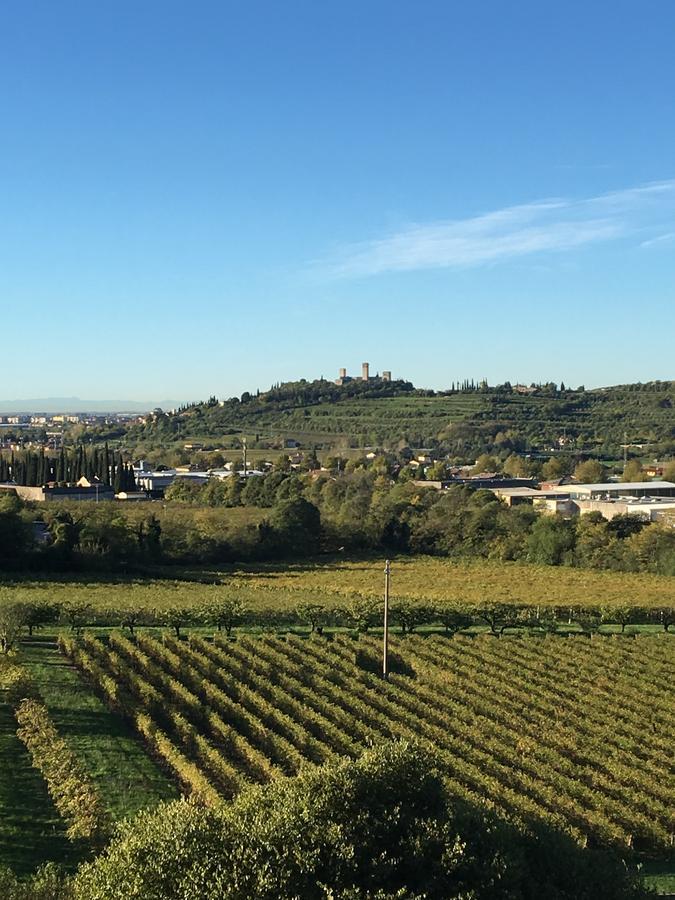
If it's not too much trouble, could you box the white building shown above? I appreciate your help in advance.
[563,481,675,500]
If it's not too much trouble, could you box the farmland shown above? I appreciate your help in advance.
[58,629,675,855]
[1,556,674,891]
[3,555,675,617]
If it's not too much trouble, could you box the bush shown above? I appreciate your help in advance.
[0,863,72,900]
[74,740,646,900]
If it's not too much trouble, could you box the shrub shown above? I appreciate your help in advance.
[73,740,646,900]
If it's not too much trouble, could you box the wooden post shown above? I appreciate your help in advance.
[383,559,391,680]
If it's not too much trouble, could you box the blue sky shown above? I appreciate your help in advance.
[1,1,674,401]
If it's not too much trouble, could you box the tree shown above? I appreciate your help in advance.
[295,602,326,633]
[435,604,472,635]
[13,600,59,637]
[472,602,522,636]
[73,740,646,900]
[471,453,500,475]
[51,511,81,559]
[347,596,381,633]
[391,599,435,634]
[162,606,193,639]
[270,498,321,555]
[541,456,574,481]
[202,595,247,635]
[606,514,645,540]
[120,608,149,635]
[0,493,31,565]
[0,603,25,654]
[502,454,532,478]
[60,601,93,635]
[663,460,675,483]
[621,459,647,482]
[573,459,606,483]
[600,605,645,632]
[527,516,576,566]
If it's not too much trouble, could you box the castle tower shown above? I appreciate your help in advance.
[382,370,391,382]
[362,362,370,381]
[339,367,347,379]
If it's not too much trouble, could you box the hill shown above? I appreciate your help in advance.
[112,378,675,457]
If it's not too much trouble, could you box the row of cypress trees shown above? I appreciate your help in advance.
[0,445,137,491]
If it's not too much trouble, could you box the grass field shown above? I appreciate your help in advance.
[3,556,675,616]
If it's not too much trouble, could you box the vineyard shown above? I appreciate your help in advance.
[60,629,675,854]
[5,555,675,616]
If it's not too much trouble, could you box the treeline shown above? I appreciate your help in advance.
[0,446,136,491]
[3,466,675,576]
[0,488,316,570]
[2,594,673,644]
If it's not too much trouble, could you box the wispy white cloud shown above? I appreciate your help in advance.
[318,180,675,278]
[640,231,675,249]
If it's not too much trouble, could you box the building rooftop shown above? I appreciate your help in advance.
[568,481,675,492]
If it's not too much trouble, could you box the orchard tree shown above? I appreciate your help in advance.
[203,595,247,635]
[435,604,473,635]
[0,603,24,654]
[295,602,326,633]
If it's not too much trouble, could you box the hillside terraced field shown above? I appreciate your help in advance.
[61,630,675,853]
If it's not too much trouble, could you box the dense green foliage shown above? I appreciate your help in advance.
[4,469,675,578]
[73,740,647,900]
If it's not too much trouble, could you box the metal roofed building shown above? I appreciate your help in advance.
[562,481,675,500]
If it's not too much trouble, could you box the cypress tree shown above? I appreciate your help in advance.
[113,454,123,493]
[56,449,66,482]
[26,453,38,486]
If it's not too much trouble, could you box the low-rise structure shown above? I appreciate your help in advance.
[562,481,675,500]
[573,497,675,521]
[0,483,114,502]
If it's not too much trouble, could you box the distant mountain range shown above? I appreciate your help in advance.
[0,397,185,414]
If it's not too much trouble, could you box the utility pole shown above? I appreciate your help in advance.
[242,436,247,476]
[623,431,628,473]
[383,559,391,680]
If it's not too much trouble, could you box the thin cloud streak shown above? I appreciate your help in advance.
[319,180,675,278]
[640,231,675,249]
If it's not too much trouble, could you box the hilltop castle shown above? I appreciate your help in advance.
[335,362,392,386]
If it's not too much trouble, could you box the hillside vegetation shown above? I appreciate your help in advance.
[121,378,675,455]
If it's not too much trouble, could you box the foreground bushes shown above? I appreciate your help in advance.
[73,740,646,900]
[15,699,109,844]
[0,863,71,900]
